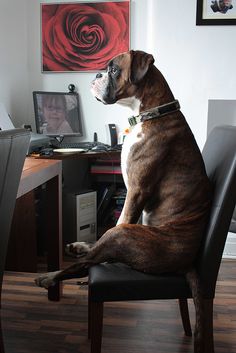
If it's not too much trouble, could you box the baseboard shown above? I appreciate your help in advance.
[223,232,236,259]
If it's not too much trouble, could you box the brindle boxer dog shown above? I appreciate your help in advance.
[35,50,211,352]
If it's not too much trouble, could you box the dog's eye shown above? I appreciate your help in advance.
[110,67,117,75]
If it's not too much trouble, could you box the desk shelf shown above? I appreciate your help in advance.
[91,159,122,175]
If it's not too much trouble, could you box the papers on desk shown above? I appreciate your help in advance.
[53,148,86,153]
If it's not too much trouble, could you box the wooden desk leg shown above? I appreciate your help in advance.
[45,175,62,301]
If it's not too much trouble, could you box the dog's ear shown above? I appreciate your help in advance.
[129,50,154,84]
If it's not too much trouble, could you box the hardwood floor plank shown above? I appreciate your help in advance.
[0,259,236,353]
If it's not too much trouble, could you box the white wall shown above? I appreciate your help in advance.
[0,0,29,127]
[151,0,236,148]
[1,0,236,147]
[208,100,236,135]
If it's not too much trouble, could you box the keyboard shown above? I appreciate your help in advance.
[51,141,95,150]
[51,141,123,152]
[110,144,122,151]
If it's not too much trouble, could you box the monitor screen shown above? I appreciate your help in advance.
[33,91,83,137]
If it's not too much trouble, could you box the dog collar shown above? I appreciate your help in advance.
[128,100,180,127]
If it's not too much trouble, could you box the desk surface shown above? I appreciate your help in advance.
[18,158,62,198]
[33,150,121,160]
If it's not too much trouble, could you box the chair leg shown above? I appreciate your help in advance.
[90,301,104,353]
[203,298,214,353]
[178,299,192,336]
[88,293,91,340]
[192,297,214,353]
[0,319,5,353]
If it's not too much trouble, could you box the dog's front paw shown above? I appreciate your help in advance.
[65,241,92,258]
[35,271,59,289]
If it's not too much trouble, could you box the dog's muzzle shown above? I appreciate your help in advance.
[91,72,117,105]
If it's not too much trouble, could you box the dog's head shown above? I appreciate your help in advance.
[91,50,154,105]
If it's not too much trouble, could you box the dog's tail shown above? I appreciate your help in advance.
[185,269,204,353]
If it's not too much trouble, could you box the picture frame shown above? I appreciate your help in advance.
[41,1,130,72]
[196,0,236,25]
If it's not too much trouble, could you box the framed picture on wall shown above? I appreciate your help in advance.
[41,1,130,72]
[196,0,236,25]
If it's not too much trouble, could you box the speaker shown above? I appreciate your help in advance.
[108,123,118,147]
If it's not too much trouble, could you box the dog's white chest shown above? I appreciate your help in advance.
[121,123,144,187]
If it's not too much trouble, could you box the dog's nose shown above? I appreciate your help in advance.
[96,73,103,79]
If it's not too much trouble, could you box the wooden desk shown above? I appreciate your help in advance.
[9,153,120,301]
[17,158,62,301]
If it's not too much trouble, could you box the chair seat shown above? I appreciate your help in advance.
[89,263,192,302]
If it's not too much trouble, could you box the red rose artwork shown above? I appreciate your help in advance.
[41,1,130,72]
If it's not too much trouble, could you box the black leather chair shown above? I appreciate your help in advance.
[88,125,236,353]
[0,128,30,305]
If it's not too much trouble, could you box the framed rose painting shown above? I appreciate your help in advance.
[41,1,130,72]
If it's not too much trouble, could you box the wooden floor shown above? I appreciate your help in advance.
[1,259,236,353]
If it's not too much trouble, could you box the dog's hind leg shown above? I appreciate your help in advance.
[34,259,91,289]
[35,223,180,290]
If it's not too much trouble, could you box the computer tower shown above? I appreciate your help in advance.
[76,191,97,242]
[63,190,97,245]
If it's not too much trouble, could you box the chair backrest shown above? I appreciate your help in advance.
[0,129,30,294]
[197,125,236,298]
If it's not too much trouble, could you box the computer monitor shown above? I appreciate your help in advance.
[33,91,83,137]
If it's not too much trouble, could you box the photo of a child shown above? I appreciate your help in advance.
[41,94,73,134]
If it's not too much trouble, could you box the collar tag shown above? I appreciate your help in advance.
[128,115,141,126]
